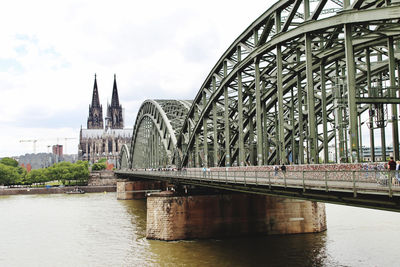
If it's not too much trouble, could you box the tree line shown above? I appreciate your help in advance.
[0,157,90,186]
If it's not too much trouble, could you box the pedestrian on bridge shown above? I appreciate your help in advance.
[388,157,396,185]
[281,163,286,174]
[388,157,396,170]
[274,165,279,176]
[396,161,400,185]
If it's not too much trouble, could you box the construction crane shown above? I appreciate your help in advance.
[19,137,77,154]
[19,139,38,153]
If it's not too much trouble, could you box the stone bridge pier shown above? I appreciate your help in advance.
[118,180,326,240]
[146,192,326,240]
[116,179,167,200]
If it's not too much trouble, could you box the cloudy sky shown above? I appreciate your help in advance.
[0,0,275,157]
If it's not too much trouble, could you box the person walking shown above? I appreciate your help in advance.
[281,163,286,174]
[274,165,279,176]
[281,163,287,184]
[388,157,396,185]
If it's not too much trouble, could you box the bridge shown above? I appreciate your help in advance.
[118,165,400,212]
[115,0,400,240]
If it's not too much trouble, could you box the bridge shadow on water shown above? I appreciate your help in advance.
[147,231,333,267]
[119,198,335,267]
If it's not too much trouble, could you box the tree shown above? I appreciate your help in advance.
[45,161,89,185]
[0,157,18,168]
[72,161,89,184]
[92,163,106,171]
[26,169,48,185]
[0,163,21,185]
[0,160,90,186]
[98,158,107,164]
[47,162,73,185]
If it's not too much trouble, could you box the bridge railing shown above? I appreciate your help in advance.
[130,169,400,197]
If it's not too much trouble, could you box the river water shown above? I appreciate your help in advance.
[0,193,399,267]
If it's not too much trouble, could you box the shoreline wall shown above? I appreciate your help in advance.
[0,185,116,196]
[88,170,117,186]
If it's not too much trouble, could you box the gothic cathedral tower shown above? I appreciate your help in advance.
[106,74,124,129]
[87,74,104,129]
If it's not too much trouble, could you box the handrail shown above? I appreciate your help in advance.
[117,169,400,198]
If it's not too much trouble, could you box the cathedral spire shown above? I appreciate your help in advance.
[87,74,104,129]
[111,74,120,107]
[91,73,101,108]
[107,74,124,129]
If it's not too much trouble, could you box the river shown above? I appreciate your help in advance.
[0,193,399,266]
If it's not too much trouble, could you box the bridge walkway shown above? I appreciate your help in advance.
[116,169,400,212]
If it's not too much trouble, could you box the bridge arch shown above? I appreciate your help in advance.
[129,100,190,168]
[176,0,400,167]
[119,144,130,170]
[122,1,400,169]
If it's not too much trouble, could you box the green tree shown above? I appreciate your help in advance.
[98,158,107,164]
[0,157,18,168]
[47,162,73,185]
[16,166,27,185]
[92,162,106,171]
[0,163,21,185]
[27,169,49,185]
[72,161,89,184]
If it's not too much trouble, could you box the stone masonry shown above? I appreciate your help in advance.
[88,170,117,186]
[116,180,166,200]
[146,192,326,240]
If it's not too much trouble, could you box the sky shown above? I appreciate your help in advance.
[0,0,275,157]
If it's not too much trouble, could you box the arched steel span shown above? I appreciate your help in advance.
[177,0,400,167]
[119,144,130,169]
[126,0,400,169]
[128,100,191,169]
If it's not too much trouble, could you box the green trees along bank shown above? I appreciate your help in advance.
[92,158,107,171]
[0,158,89,186]
[0,158,26,185]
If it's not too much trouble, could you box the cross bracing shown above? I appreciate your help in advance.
[128,100,191,168]
[121,0,400,169]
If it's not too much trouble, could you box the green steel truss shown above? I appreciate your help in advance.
[120,144,130,169]
[127,100,191,168]
[121,0,400,169]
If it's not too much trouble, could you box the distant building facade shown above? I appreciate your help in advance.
[17,153,78,170]
[361,146,394,162]
[79,74,132,164]
[52,145,63,158]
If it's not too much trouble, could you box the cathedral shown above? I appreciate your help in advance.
[78,74,132,165]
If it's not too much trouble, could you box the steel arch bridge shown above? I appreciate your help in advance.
[121,0,400,169]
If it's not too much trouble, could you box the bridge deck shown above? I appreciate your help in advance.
[116,168,400,212]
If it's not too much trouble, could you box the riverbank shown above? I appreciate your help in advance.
[0,185,116,195]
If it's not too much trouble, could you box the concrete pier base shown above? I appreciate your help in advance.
[146,192,326,240]
[116,180,165,200]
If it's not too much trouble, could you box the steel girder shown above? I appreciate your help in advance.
[177,0,400,167]
[119,144,130,169]
[126,0,400,169]
[129,100,190,168]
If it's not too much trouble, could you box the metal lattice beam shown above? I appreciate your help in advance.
[124,1,400,169]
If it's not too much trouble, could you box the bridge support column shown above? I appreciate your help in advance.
[116,180,165,200]
[146,192,326,241]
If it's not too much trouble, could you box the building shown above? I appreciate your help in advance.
[52,144,63,163]
[79,74,132,164]
[52,145,63,157]
[361,146,394,162]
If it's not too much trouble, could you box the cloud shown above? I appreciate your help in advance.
[0,0,274,157]
[1,125,79,156]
